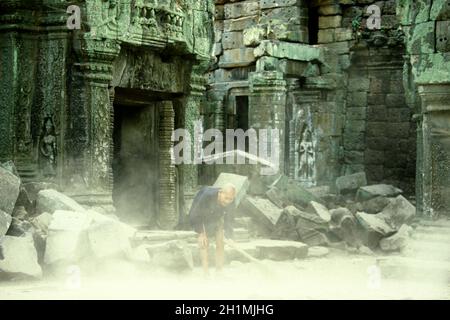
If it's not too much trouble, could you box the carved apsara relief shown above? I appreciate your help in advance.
[292,107,316,186]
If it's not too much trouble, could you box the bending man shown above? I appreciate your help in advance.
[188,183,236,274]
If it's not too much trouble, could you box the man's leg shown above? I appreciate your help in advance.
[215,220,225,271]
[198,232,209,274]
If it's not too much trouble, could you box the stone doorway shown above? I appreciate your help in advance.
[112,94,160,227]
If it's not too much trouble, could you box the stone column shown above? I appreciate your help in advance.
[158,101,177,229]
[249,71,287,175]
[418,84,450,217]
[68,38,120,205]
[0,32,17,162]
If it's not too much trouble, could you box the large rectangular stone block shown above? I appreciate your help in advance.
[241,196,283,232]
[259,0,303,10]
[318,4,342,15]
[254,40,325,62]
[222,31,244,49]
[224,1,259,19]
[219,48,256,68]
[224,15,258,31]
[213,173,250,207]
[319,15,342,29]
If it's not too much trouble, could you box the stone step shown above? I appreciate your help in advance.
[190,239,308,266]
[133,230,198,245]
[132,228,251,246]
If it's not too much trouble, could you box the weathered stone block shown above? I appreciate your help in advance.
[0,210,12,237]
[380,224,413,252]
[385,93,406,107]
[367,105,387,121]
[356,184,403,202]
[88,220,133,258]
[319,4,342,15]
[349,77,370,92]
[278,59,309,76]
[361,196,391,214]
[344,150,364,164]
[345,119,366,133]
[271,175,322,207]
[335,28,353,41]
[254,239,308,261]
[224,1,259,19]
[215,5,225,20]
[319,15,342,29]
[271,24,309,43]
[254,40,325,63]
[44,210,92,265]
[346,107,366,120]
[213,42,222,56]
[0,236,42,278]
[306,201,331,222]
[318,29,335,43]
[343,132,366,151]
[259,0,303,10]
[36,189,86,215]
[386,122,411,139]
[355,212,395,236]
[241,196,283,232]
[335,172,367,194]
[272,208,300,241]
[243,26,265,47]
[224,15,258,31]
[213,172,250,206]
[379,195,416,230]
[0,166,20,216]
[348,92,367,108]
[366,122,386,137]
[219,48,256,68]
[261,6,305,24]
[222,31,244,49]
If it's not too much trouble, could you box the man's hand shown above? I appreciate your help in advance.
[198,232,208,249]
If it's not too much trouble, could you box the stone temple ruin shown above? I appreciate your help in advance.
[0,0,449,289]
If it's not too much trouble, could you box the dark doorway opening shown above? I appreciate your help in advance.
[112,98,160,227]
[235,96,250,152]
[308,5,319,45]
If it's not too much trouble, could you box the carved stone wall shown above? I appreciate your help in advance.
[0,0,215,227]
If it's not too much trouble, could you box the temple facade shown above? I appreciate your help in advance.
[1,0,449,227]
[0,0,215,228]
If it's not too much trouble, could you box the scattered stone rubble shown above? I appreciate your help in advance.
[239,171,417,254]
[0,160,418,280]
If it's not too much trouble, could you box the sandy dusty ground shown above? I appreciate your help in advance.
[0,250,449,300]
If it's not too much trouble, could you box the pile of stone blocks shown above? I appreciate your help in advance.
[238,171,417,254]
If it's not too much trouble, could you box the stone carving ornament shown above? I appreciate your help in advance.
[39,116,57,179]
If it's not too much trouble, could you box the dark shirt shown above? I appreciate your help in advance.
[188,186,234,239]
